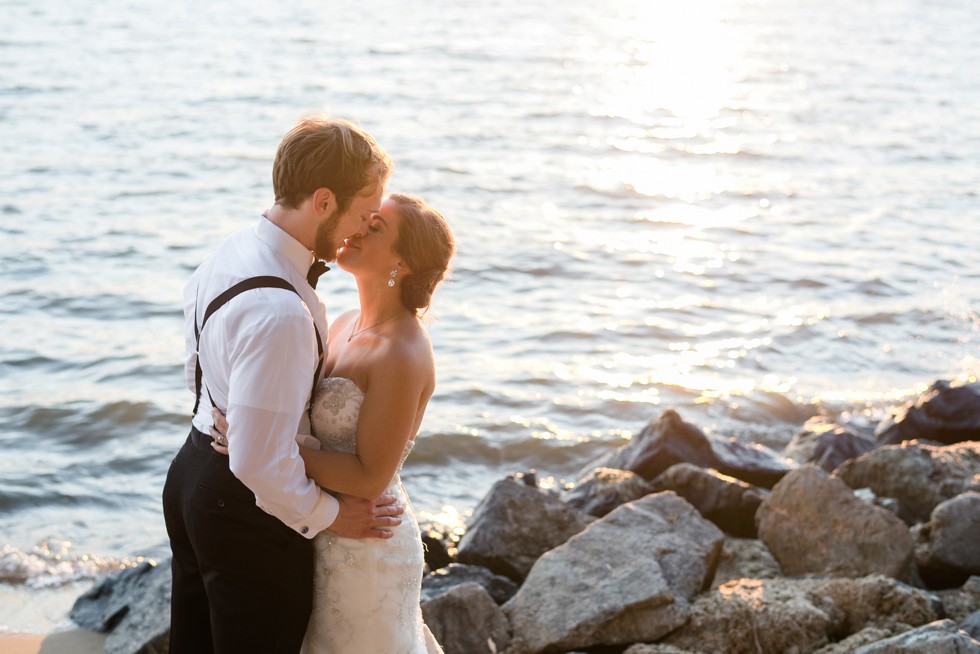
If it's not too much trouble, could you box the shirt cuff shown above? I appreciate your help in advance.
[284,490,340,539]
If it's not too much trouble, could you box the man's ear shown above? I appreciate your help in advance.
[312,187,336,216]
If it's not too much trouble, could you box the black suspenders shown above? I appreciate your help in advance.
[192,276,324,416]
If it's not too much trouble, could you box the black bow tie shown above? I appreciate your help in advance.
[307,260,330,289]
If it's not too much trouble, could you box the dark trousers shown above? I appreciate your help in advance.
[162,427,314,654]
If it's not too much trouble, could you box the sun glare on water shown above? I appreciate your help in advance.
[595,0,745,125]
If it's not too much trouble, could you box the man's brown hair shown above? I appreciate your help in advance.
[272,116,392,213]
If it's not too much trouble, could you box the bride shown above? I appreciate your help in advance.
[213,193,453,653]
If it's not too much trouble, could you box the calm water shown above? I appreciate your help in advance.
[2,0,979,633]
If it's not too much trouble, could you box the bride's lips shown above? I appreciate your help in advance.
[341,237,360,250]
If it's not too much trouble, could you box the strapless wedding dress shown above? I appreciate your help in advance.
[301,377,443,654]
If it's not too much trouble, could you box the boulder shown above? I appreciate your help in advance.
[813,625,908,653]
[662,575,939,654]
[421,529,453,572]
[836,441,980,523]
[588,408,792,489]
[937,577,980,623]
[852,619,980,653]
[456,475,593,582]
[815,574,941,628]
[623,645,699,654]
[783,415,878,472]
[914,492,980,588]
[421,563,519,605]
[653,463,767,537]
[963,610,980,641]
[876,379,980,445]
[756,465,913,578]
[69,560,171,654]
[661,577,841,654]
[421,582,510,654]
[852,487,903,517]
[565,467,655,517]
[710,537,782,590]
[503,492,723,654]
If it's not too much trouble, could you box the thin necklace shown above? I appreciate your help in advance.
[347,312,403,342]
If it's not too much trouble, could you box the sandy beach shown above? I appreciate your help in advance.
[0,628,105,654]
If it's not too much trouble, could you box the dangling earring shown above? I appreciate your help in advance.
[388,269,398,288]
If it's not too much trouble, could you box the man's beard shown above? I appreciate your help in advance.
[312,208,341,261]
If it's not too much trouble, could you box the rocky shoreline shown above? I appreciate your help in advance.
[69,379,980,653]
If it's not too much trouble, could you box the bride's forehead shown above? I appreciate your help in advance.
[373,201,404,225]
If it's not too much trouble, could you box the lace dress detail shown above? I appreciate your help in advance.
[302,377,443,654]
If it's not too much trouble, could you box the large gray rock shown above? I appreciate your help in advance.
[815,574,941,628]
[938,577,980,623]
[457,475,593,582]
[623,646,698,654]
[963,610,980,641]
[663,575,939,654]
[853,619,980,653]
[589,408,792,489]
[653,463,767,538]
[756,465,913,578]
[421,563,518,605]
[421,582,510,654]
[710,537,782,590]
[565,467,655,517]
[69,560,171,654]
[837,441,980,523]
[662,577,838,654]
[914,492,980,588]
[421,526,453,573]
[783,415,878,472]
[813,625,909,654]
[876,379,980,445]
[503,492,724,654]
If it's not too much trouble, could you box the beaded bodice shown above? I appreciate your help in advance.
[309,376,414,471]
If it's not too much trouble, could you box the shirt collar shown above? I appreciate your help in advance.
[254,215,315,278]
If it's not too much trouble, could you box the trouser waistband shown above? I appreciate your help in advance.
[189,425,218,453]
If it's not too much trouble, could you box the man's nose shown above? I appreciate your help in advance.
[351,220,368,237]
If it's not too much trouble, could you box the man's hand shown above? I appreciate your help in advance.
[328,492,404,539]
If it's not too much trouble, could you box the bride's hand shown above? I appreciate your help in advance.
[210,408,230,455]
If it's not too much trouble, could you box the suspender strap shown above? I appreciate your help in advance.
[192,276,323,416]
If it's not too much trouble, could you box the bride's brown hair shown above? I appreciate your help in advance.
[389,194,455,315]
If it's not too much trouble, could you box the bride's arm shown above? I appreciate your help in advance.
[300,342,431,498]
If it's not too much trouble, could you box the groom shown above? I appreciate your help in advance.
[162,116,403,653]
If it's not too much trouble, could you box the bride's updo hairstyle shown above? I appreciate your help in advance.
[389,194,455,315]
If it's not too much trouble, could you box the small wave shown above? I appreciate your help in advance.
[0,354,61,369]
[0,541,151,588]
[3,400,186,445]
[853,277,905,297]
[631,215,688,227]
[112,189,176,199]
[0,485,114,513]
[855,312,899,325]
[786,277,829,289]
[409,430,622,475]
[35,293,179,320]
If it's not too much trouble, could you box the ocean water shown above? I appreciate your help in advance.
[2,0,978,633]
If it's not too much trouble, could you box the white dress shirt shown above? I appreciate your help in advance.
[183,216,339,537]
